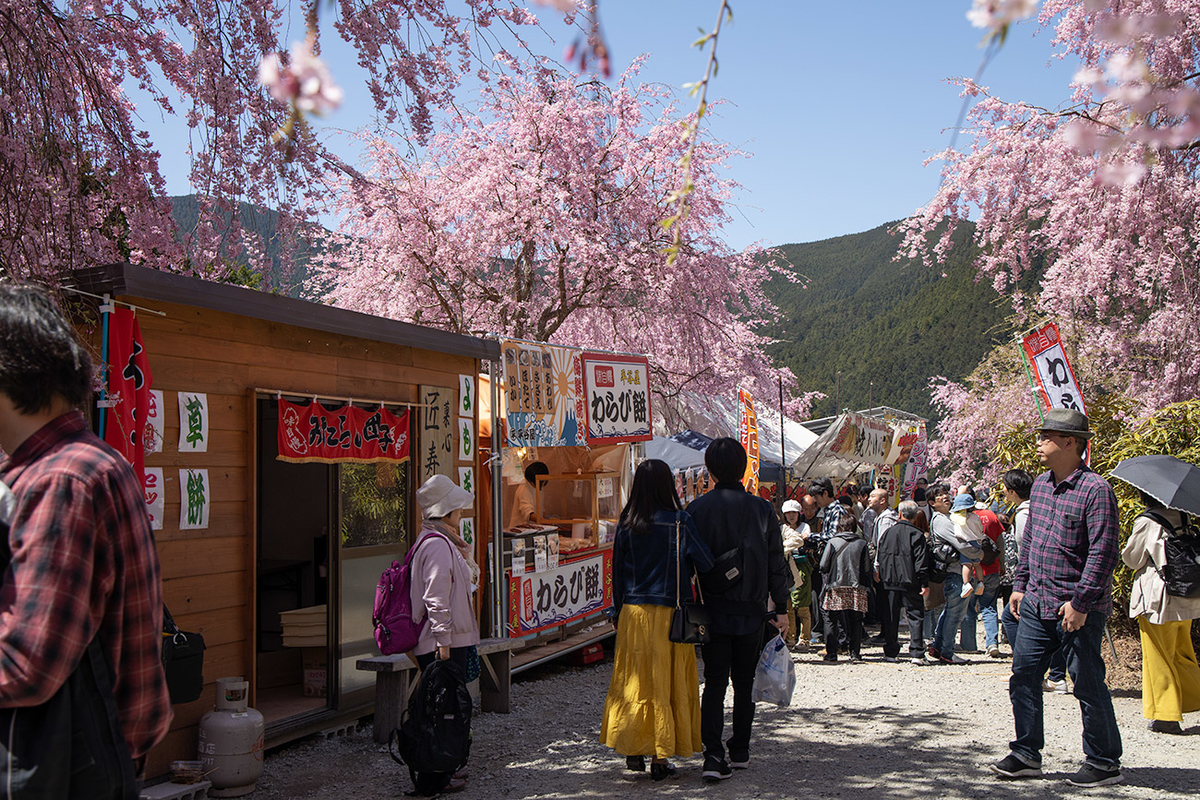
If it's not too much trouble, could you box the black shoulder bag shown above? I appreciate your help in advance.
[669,514,711,644]
[162,604,206,704]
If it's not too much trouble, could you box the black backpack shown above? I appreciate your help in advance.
[1140,510,1200,599]
[390,659,472,796]
[979,535,1000,567]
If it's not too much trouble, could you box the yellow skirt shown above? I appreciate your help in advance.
[1139,617,1200,721]
[598,604,702,760]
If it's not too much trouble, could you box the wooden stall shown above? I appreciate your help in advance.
[69,264,499,778]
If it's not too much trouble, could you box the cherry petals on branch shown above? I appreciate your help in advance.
[902,0,1200,477]
[314,60,807,420]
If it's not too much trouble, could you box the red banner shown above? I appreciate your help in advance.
[105,308,152,482]
[277,398,410,464]
[738,388,760,495]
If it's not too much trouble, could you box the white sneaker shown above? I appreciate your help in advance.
[960,582,975,599]
[950,653,968,664]
[1042,678,1069,694]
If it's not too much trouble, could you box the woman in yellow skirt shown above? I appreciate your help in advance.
[600,459,714,780]
[1121,494,1200,734]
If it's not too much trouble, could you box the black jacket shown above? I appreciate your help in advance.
[875,519,932,589]
[819,531,872,589]
[686,481,791,635]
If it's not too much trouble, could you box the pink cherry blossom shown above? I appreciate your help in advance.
[260,35,344,117]
[966,0,1039,31]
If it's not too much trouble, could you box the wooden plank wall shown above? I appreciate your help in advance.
[90,297,477,777]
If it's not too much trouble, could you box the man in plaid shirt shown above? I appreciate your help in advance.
[1,285,172,793]
[990,408,1123,788]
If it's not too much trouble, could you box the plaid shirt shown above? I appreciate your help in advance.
[1,412,172,759]
[1013,464,1120,619]
[815,500,847,544]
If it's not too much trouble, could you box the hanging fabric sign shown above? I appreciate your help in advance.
[1020,322,1087,416]
[581,353,653,444]
[104,307,153,481]
[738,388,761,495]
[277,398,411,464]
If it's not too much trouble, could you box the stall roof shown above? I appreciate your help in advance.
[69,262,501,362]
[801,406,927,436]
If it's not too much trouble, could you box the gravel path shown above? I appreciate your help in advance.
[249,635,1198,799]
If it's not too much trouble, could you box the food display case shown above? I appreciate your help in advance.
[534,471,621,547]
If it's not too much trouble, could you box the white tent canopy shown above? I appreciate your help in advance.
[659,391,819,467]
[643,435,707,472]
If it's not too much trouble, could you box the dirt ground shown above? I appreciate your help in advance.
[243,630,1197,800]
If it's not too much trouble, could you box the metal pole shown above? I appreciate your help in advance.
[778,374,786,504]
[835,370,841,414]
[490,360,506,639]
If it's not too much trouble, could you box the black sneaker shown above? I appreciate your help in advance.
[625,755,645,772]
[729,752,749,770]
[1066,763,1123,787]
[1148,719,1183,734]
[701,755,732,782]
[990,753,1042,779]
[650,761,677,781]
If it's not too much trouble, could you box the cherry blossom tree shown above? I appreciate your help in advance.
[314,60,811,420]
[0,0,546,284]
[901,0,1200,478]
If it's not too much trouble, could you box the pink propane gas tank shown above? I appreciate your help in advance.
[198,677,265,798]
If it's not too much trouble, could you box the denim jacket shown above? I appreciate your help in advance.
[611,508,715,621]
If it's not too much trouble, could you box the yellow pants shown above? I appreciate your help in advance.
[1139,616,1200,722]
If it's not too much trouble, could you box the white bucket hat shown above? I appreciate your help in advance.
[416,474,474,519]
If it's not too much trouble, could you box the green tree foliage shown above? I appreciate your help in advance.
[760,221,1036,420]
[994,398,1200,647]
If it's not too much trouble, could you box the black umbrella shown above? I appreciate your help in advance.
[1109,454,1200,518]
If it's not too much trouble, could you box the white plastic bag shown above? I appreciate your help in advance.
[751,633,796,707]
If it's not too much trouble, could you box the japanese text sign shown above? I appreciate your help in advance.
[501,341,586,447]
[508,550,612,636]
[1020,322,1087,416]
[581,353,652,445]
[177,391,208,453]
[738,388,760,495]
[277,398,410,464]
[179,468,210,530]
[418,385,456,481]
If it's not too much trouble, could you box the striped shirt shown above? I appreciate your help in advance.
[1,411,172,759]
[1013,464,1120,619]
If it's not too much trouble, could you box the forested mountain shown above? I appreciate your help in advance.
[168,195,319,294]
[761,220,1029,422]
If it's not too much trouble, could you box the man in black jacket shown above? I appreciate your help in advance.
[687,438,791,783]
[874,500,932,664]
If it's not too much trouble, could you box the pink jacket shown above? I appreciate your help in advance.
[409,521,480,655]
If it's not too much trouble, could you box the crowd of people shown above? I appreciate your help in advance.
[599,409,1200,790]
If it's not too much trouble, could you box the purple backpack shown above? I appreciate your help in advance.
[373,532,446,655]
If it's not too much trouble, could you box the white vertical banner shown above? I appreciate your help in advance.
[143,467,165,531]
[458,417,474,461]
[459,374,476,418]
[145,389,164,454]
[177,391,209,453]
[458,466,475,496]
[179,468,210,530]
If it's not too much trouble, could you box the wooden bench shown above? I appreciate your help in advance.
[357,637,523,743]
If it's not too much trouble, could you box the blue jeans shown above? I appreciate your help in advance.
[1002,603,1067,680]
[932,573,970,657]
[1008,611,1122,768]
[960,572,1002,650]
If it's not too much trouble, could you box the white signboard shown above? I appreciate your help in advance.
[508,551,612,635]
[458,466,475,497]
[179,468,210,530]
[143,467,164,531]
[459,374,476,418]
[458,417,474,462]
[145,389,164,454]
[177,391,209,453]
[581,353,652,444]
[790,412,900,479]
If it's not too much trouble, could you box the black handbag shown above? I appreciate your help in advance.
[162,605,206,704]
[668,515,711,645]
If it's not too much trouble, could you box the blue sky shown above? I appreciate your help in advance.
[147,2,1081,251]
